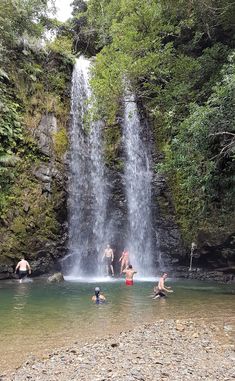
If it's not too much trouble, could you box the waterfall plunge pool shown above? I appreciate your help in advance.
[0,278,234,374]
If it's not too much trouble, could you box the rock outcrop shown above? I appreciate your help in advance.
[48,272,64,283]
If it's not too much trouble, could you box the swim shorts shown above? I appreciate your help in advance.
[105,257,112,266]
[126,279,133,286]
[156,290,166,297]
[19,270,28,279]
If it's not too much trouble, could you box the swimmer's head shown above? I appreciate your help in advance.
[95,287,100,297]
[162,272,168,279]
[107,244,110,248]
[128,264,133,269]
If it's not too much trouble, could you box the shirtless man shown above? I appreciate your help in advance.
[102,244,114,276]
[119,248,129,275]
[153,272,173,298]
[15,256,31,283]
[123,264,137,286]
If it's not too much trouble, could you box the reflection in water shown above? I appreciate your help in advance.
[13,284,30,310]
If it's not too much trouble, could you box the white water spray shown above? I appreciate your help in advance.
[123,92,153,275]
[66,56,107,277]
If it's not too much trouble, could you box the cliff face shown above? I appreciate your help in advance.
[0,46,73,279]
[0,112,69,279]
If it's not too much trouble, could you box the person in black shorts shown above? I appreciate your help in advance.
[15,256,31,283]
[102,244,114,276]
[153,273,173,298]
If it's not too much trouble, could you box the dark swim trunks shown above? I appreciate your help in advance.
[19,270,28,279]
[155,290,166,297]
[105,256,112,266]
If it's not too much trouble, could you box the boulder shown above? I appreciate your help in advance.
[48,272,64,283]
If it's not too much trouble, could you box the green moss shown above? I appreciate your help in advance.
[0,158,65,261]
[11,216,26,234]
[103,124,123,169]
[53,128,68,158]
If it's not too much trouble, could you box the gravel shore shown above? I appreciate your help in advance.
[4,319,235,381]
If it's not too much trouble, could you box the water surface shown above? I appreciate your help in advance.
[0,278,234,373]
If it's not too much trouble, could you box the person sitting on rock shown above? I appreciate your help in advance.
[153,272,173,298]
[92,287,106,304]
[15,256,31,283]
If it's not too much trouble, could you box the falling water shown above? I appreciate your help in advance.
[123,91,153,275]
[89,118,108,273]
[66,56,107,277]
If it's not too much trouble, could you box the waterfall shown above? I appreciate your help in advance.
[123,91,153,276]
[66,56,107,277]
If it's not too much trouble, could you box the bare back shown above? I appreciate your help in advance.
[17,259,29,271]
[124,269,136,280]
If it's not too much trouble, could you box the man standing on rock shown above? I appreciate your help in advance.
[123,264,137,286]
[15,256,31,283]
[102,244,114,276]
[153,272,173,298]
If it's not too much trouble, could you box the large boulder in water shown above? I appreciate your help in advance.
[48,272,64,283]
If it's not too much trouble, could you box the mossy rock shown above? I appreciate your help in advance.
[11,216,26,234]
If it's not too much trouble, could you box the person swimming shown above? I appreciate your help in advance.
[92,287,106,304]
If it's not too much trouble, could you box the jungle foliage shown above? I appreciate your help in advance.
[71,0,235,241]
[0,0,73,260]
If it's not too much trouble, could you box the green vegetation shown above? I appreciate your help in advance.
[71,0,235,242]
[0,0,73,262]
[1,0,234,265]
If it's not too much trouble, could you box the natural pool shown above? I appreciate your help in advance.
[0,278,234,374]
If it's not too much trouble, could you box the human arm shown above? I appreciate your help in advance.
[26,261,31,274]
[15,262,20,273]
[119,254,123,262]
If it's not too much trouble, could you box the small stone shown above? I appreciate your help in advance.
[110,343,119,348]
[176,324,185,332]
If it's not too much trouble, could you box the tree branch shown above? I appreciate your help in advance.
[209,131,235,138]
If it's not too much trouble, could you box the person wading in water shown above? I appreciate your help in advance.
[123,264,137,286]
[15,256,31,283]
[153,273,173,298]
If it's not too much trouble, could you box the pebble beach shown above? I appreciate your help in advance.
[4,318,235,381]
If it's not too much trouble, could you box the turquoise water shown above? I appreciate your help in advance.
[0,278,234,373]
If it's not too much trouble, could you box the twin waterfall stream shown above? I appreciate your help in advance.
[65,56,155,279]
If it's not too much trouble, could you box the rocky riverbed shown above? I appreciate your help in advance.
[3,319,235,381]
